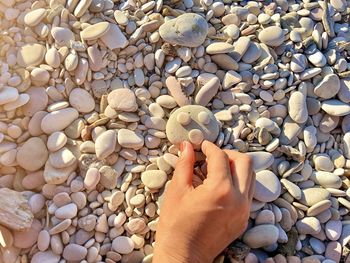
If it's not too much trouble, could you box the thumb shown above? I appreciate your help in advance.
[172,141,195,188]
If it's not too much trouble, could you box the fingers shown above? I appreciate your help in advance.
[224,150,253,196]
[172,141,195,188]
[201,140,232,185]
[248,172,256,203]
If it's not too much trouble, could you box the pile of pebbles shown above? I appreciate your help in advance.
[1,0,350,262]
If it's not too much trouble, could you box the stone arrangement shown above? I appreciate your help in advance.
[0,0,350,262]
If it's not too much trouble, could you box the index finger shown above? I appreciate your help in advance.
[201,140,232,185]
[224,150,253,195]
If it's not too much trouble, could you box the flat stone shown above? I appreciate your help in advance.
[288,90,308,123]
[339,78,350,103]
[211,54,239,70]
[223,70,242,90]
[254,170,281,202]
[84,167,100,190]
[325,241,341,263]
[100,23,128,49]
[49,147,77,169]
[159,13,208,47]
[141,170,167,190]
[17,137,48,171]
[280,116,304,145]
[195,77,220,106]
[296,217,321,235]
[307,51,327,67]
[299,188,330,206]
[69,88,95,113]
[258,26,284,46]
[51,27,74,46]
[55,203,78,219]
[107,88,137,112]
[243,225,279,248]
[17,44,46,67]
[22,87,48,117]
[314,74,340,99]
[280,179,302,200]
[95,130,117,159]
[43,160,77,184]
[325,220,342,241]
[81,22,110,40]
[47,132,67,152]
[290,54,307,73]
[0,86,19,105]
[24,8,46,27]
[206,42,234,54]
[232,36,251,61]
[246,152,274,172]
[31,251,60,263]
[321,100,350,116]
[41,108,79,134]
[242,42,262,63]
[117,129,144,150]
[340,224,350,246]
[310,171,341,188]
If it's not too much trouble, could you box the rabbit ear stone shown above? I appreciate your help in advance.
[166,105,220,149]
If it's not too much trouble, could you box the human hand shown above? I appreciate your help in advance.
[153,140,255,263]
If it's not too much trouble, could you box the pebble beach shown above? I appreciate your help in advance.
[1,0,350,262]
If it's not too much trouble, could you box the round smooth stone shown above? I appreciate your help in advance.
[141,170,167,190]
[95,130,117,159]
[117,129,144,150]
[49,147,76,169]
[32,251,60,263]
[55,203,78,219]
[107,89,137,112]
[16,137,48,171]
[47,132,67,152]
[242,224,279,248]
[84,167,100,190]
[17,44,46,67]
[254,170,281,202]
[188,129,204,145]
[258,26,284,46]
[69,88,95,113]
[159,13,208,47]
[112,236,135,254]
[63,244,87,261]
[41,108,79,134]
[81,22,110,40]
